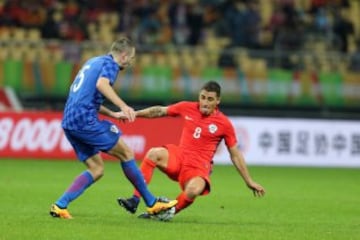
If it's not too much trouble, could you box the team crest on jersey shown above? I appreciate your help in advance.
[208,124,217,134]
[110,125,119,134]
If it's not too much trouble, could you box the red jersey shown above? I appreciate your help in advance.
[167,101,237,167]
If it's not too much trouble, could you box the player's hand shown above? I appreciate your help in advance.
[120,105,136,122]
[111,111,128,121]
[247,181,265,197]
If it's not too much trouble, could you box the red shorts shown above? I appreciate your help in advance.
[162,144,211,195]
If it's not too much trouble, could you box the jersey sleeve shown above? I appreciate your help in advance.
[99,60,119,85]
[223,118,238,148]
[167,101,189,117]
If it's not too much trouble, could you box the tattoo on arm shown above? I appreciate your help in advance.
[147,106,166,117]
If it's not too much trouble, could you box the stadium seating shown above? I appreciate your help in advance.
[0,0,359,110]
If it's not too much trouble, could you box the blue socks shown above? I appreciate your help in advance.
[55,160,156,209]
[56,171,94,208]
[121,160,156,207]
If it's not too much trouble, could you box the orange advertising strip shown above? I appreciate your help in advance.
[0,112,183,160]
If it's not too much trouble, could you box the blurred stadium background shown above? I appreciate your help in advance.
[1,2,359,238]
[0,0,360,167]
[0,0,359,115]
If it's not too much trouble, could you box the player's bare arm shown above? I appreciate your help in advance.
[99,105,123,119]
[96,77,135,122]
[228,145,266,197]
[99,105,113,116]
[136,106,168,118]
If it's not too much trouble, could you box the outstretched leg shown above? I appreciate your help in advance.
[118,146,173,214]
[175,176,207,214]
[175,192,194,214]
[50,154,103,219]
[110,140,177,214]
[133,156,157,198]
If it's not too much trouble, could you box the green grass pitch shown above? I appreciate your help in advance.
[0,159,359,240]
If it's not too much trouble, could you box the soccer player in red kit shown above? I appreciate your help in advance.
[118,81,265,217]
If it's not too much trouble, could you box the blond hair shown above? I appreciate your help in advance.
[110,37,134,55]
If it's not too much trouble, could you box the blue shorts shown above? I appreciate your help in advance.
[63,120,122,162]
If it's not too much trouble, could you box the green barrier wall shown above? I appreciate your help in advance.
[1,59,359,107]
[267,69,293,105]
[294,71,321,106]
[53,61,73,96]
[319,72,343,107]
[4,59,24,92]
[140,65,172,100]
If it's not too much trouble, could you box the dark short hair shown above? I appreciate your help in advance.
[110,37,134,54]
[201,81,221,97]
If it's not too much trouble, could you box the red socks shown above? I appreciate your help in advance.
[175,192,194,214]
[133,157,195,215]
